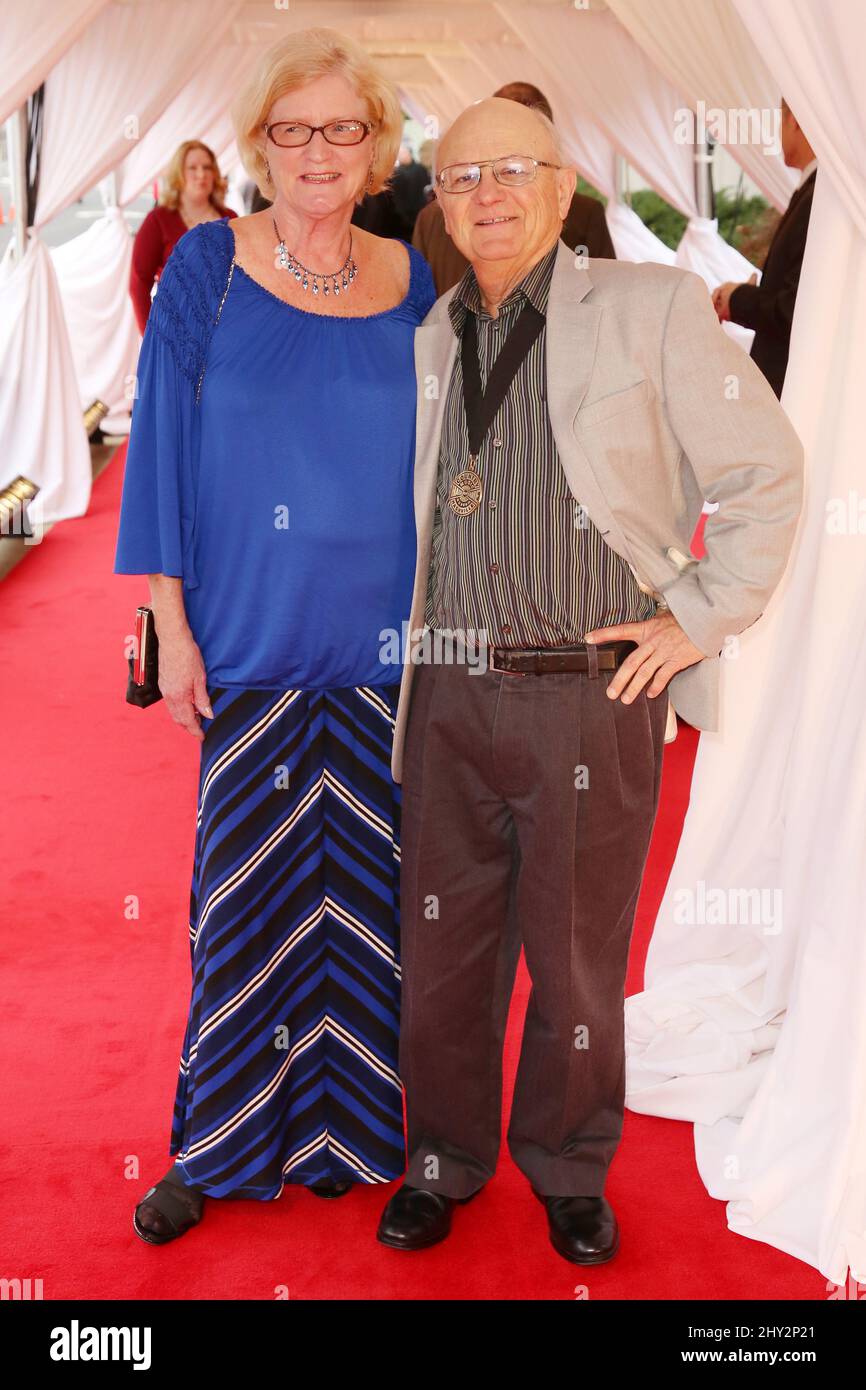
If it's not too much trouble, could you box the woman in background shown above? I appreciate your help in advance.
[129,140,237,333]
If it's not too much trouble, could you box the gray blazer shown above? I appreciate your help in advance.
[391,240,804,783]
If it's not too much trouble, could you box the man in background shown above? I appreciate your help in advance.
[413,81,615,294]
[391,143,432,239]
[713,98,817,398]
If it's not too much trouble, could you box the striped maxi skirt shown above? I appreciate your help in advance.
[168,683,405,1199]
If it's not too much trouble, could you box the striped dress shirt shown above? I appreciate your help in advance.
[425,243,656,646]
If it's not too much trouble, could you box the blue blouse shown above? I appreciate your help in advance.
[114,217,436,689]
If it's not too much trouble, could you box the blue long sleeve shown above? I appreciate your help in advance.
[113,314,200,586]
[113,220,234,586]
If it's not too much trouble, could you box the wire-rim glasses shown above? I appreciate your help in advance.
[436,154,561,194]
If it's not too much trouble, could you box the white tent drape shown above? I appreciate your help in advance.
[464,34,619,201]
[498,0,697,215]
[115,40,267,207]
[462,32,683,265]
[0,236,91,523]
[606,0,797,212]
[625,0,866,1285]
[674,216,755,352]
[606,200,676,265]
[398,80,466,131]
[495,1,754,295]
[49,208,140,434]
[425,51,494,110]
[34,0,245,227]
[0,0,110,127]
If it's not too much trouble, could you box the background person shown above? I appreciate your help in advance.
[129,140,237,333]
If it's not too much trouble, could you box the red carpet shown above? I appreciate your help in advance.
[0,453,827,1299]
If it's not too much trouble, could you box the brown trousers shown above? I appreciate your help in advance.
[398,646,668,1198]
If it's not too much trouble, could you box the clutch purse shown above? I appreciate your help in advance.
[126,605,163,707]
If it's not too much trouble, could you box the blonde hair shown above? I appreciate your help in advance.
[160,140,229,211]
[232,27,403,203]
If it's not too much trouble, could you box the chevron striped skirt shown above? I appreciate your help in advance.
[168,683,405,1198]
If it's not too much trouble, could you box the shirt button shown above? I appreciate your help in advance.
[493,437,503,448]
[489,497,497,508]
[489,561,499,575]
[501,624,512,637]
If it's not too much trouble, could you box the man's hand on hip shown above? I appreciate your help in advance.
[584,611,706,703]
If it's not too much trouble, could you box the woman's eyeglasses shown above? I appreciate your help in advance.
[436,154,560,194]
[264,120,373,148]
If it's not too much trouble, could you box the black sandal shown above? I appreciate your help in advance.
[133,1171,205,1245]
[308,1178,353,1199]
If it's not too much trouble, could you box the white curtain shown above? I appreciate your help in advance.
[464,35,618,201]
[496,1,753,293]
[0,0,110,126]
[606,200,676,265]
[0,236,91,523]
[606,0,798,211]
[116,40,266,207]
[397,81,466,132]
[498,0,697,214]
[626,0,866,1285]
[461,35,677,265]
[675,217,755,351]
[34,0,245,227]
[425,51,494,110]
[49,207,140,434]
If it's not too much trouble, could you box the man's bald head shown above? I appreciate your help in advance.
[436,97,563,176]
[432,97,577,288]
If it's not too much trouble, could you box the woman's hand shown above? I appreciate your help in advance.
[148,574,213,740]
[158,628,213,739]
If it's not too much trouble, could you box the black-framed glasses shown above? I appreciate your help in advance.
[436,154,560,194]
[264,119,373,148]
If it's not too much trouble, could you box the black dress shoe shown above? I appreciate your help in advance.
[532,1189,619,1265]
[376,1183,478,1251]
[308,1178,353,1199]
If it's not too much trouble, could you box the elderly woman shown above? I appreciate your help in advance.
[129,140,237,333]
[115,27,436,1244]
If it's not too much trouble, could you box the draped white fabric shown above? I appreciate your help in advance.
[116,41,266,207]
[462,33,675,264]
[675,216,755,352]
[0,235,91,523]
[464,35,619,201]
[399,80,468,131]
[495,1,752,288]
[49,208,140,434]
[498,0,698,216]
[606,0,797,212]
[0,0,110,127]
[625,0,866,1285]
[605,200,676,265]
[34,0,245,227]
[425,51,493,110]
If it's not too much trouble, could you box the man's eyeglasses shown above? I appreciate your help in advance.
[264,119,373,148]
[436,154,560,194]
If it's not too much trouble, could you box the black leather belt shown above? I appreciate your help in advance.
[489,639,637,676]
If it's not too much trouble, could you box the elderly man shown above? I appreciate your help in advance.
[376,98,803,1264]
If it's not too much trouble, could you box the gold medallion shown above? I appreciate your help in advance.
[448,456,482,516]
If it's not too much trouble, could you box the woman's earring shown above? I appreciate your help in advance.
[365,164,373,192]
[265,158,272,183]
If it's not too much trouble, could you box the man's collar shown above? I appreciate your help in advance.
[448,242,558,336]
[798,157,818,187]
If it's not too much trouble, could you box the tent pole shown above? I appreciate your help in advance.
[695,136,713,218]
[4,105,29,263]
[615,152,628,206]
